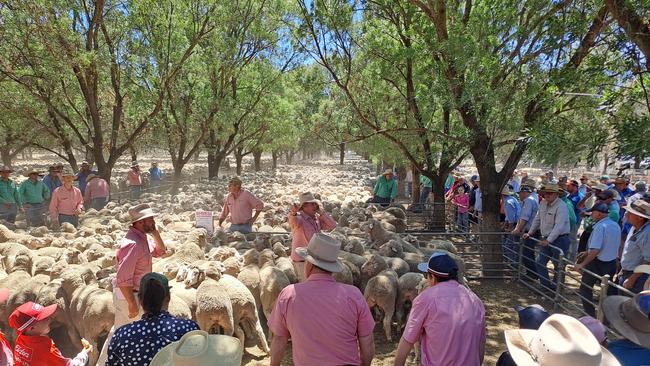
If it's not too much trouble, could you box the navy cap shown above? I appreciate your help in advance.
[519,186,533,193]
[588,202,610,214]
[417,252,458,277]
[471,175,478,182]
[515,304,550,330]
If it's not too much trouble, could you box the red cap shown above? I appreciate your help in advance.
[8,302,57,333]
[0,288,9,304]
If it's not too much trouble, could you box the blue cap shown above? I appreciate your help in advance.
[471,175,478,182]
[588,202,610,214]
[519,186,533,193]
[417,252,458,277]
[515,304,550,330]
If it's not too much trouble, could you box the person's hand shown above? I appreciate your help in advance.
[572,264,583,273]
[247,218,255,225]
[522,233,530,240]
[623,277,636,290]
[128,301,139,319]
[290,203,299,215]
[511,229,521,236]
[576,252,587,262]
[81,338,93,353]
[74,208,82,216]
[540,239,550,247]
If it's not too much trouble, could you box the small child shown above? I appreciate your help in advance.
[9,301,92,366]
[453,186,469,231]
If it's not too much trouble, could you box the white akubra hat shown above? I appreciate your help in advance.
[128,203,156,223]
[295,233,343,273]
[149,330,242,366]
[505,314,620,366]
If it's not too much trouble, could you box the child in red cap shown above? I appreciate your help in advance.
[9,301,92,366]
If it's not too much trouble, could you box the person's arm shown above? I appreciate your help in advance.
[575,249,600,271]
[218,198,230,226]
[358,333,374,366]
[49,189,59,223]
[115,242,140,318]
[269,334,289,366]
[14,182,22,208]
[318,211,337,231]
[390,180,398,200]
[151,227,167,257]
[43,182,51,200]
[526,209,541,237]
[287,205,303,230]
[249,194,264,225]
[74,189,84,214]
[393,337,414,366]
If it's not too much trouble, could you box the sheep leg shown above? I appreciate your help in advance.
[233,323,246,354]
[251,318,270,353]
[382,303,395,342]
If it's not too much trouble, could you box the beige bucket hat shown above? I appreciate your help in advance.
[505,314,620,366]
[128,203,156,223]
[538,183,561,193]
[23,168,41,177]
[602,291,650,348]
[295,233,343,273]
[149,330,242,366]
[383,168,393,176]
[60,169,75,178]
[626,200,650,220]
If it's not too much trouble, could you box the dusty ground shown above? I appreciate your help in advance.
[241,279,553,365]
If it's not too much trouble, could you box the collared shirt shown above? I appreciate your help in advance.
[474,188,482,212]
[528,197,570,243]
[420,175,432,188]
[75,170,97,195]
[115,227,166,289]
[48,185,84,220]
[219,189,264,224]
[628,192,646,206]
[568,191,584,225]
[127,170,142,186]
[42,174,62,194]
[19,179,50,204]
[148,167,162,181]
[608,201,621,223]
[13,334,87,366]
[288,212,337,262]
[107,311,199,366]
[519,195,539,231]
[374,175,398,199]
[268,273,375,366]
[0,178,21,206]
[620,222,650,271]
[616,187,634,206]
[403,280,486,366]
[444,174,455,190]
[561,196,577,231]
[607,339,650,366]
[588,218,621,261]
[84,177,110,201]
[578,184,588,196]
[503,195,521,224]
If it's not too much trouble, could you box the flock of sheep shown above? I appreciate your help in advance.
[0,157,465,365]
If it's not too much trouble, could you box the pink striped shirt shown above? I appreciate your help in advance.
[219,190,264,224]
[115,227,166,289]
[84,177,110,200]
[288,212,337,261]
[49,185,84,220]
[127,170,142,186]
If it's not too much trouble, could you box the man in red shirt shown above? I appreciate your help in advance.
[9,301,92,366]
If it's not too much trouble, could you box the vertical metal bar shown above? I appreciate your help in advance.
[597,274,610,322]
[553,250,566,312]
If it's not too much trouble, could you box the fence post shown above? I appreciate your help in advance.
[597,274,611,322]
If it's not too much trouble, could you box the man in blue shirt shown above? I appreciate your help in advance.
[573,203,621,317]
[618,200,650,293]
[566,179,584,261]
[74,161,97,196]
[42,165,62,194]
[502,186,521,264]
[603,290,650,365]
[149,162,163,190]
[578,175,589,196]
[512,185,539,280]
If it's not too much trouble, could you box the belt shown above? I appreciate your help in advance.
[26,202,43,205]
[232,223,249,226]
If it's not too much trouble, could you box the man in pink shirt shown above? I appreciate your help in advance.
[48,170,84,228]
[288,192,337,282]
[97,203,167,365]
[268,233,375,366]
[217,177,264,234]
[394,252,486,366]
[127,162,142,200]
[83,173,110,211]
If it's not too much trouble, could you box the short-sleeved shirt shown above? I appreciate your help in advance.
[519,195,539,231]
[288,212,337,262]
[42,174,62,194]
[107,311,199,366]
[268,273,375,366]
[75,170,97,195]
[13,334,86,366]
[84,177,110,200]
[127,170,142,186]
[115,227,166,289]
[402,280,486,366]
[588,218,621,261]
[0,178,21,206]
[219,189,264,225]
[503,195,521,224]
[420,175,432,188]
[568,191,584,225]
[620,222,650,271]
[374,175,398,199]
[48,185,84,220]
[607,339,650,366]
[148,167,162,181]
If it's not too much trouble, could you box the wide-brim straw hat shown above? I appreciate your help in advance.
[128,203,157,224]
[60,169,75,178]
[591,183,609,191]
[299,192,320,208]
[521,178,537,189]
[625,200,650,220]
[505,314,620,366]
[295,233,343,273]
[23,168,42,177]
[602,291,650,348]
[383,169,393,176]
[149,330,242,366]
[538,183,561,193]
[0,166,12,173]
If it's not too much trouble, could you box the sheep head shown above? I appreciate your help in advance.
[361,254,387,277]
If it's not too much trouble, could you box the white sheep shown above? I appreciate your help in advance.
[364,269,399,342]
[195,271,234,336]
[258,258,290,327]
[360,254,388,290]
[386,257,410,277]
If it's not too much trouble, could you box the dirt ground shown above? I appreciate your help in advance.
[241,278,552,366]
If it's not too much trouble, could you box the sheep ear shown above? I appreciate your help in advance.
[198,271,206,283]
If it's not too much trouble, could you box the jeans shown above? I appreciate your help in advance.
[130,185,142,200]
[457,212,468,231]
[58,214,79,228]
[0,203,17,223]
[228,223,252,234]
[419,186,432,208]
[568,225,579,261]
[91,197,108,211]
[580,258,617,317]
[503,234,519,264]
[535,234,570,290]
[521,234,538,280]
[24,203,45,227]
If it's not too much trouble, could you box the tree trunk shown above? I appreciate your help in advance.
[634,156,641,169]
[272,151,278,169]
[234,148,244,176]
[430,175,446,232]
[253,150,262,171]
[207,151,225,179]
[286,151,294,165]
[171,169,183,194]
[129,146,138,163]
[412,168,420,205]
[339,143,345,165]
[397,166,407,199]
[0,149,12,168]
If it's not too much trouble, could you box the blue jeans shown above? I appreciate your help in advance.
[58,214,79,228]
[503,234,519,264]
[0,203,17,223]
[457,212,468,231]
[228,224,252,234]
[130,186,142,200]
[419,186,431,206]
[24,203,45,227]
[535,234,570,290]
[91,197,108,211]
[521,235,538,280]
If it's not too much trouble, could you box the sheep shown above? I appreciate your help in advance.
[395,272,424,331]
[222,256,242,277]
[241,248,260,266]
[332,262,354,285]
[258,260,290,326]
[360,254,388,290]
[362,218,399,248]
[378,239,404,258]
[342,238,365,255]
[195,274,234,336]
[207,246,239,262]
[338,251,367,269]
[402,252,424,273]
[237,262,262,320]
[386,257,410,277]
[341,258,361,288]
[152,241,204,274]
[32,256,56,276]
[275,256,298,284]
[364,269,399,342]
[3,274,51,342]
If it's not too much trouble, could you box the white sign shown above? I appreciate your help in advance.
[195,210,214,235]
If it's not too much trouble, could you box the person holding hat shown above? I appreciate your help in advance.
[268,233,375,366]
[288,192,337,282]
[504,313,620,366]
[0,166,22,224]
[512,184,540,280]
[83,173,110,211]
[48,170,84,228]
[42,165,62,194]
[217,177,264,234]
[369,169,397,205]
[394,252,486,366]
[496,304,550,366]
[149,330,242,366]
[10,301,93,366]
[602,290,650,365]
[74,161,97,197]
[523,183,571,291]
[19,168,50,227]
[106,273,199,366]
[96,203,167,365]
[573,202,621,317]
[617,200,650,293]
[127,162,142,200]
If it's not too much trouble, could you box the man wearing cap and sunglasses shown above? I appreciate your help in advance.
[0,166,22,224]
[394,252,486,366]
